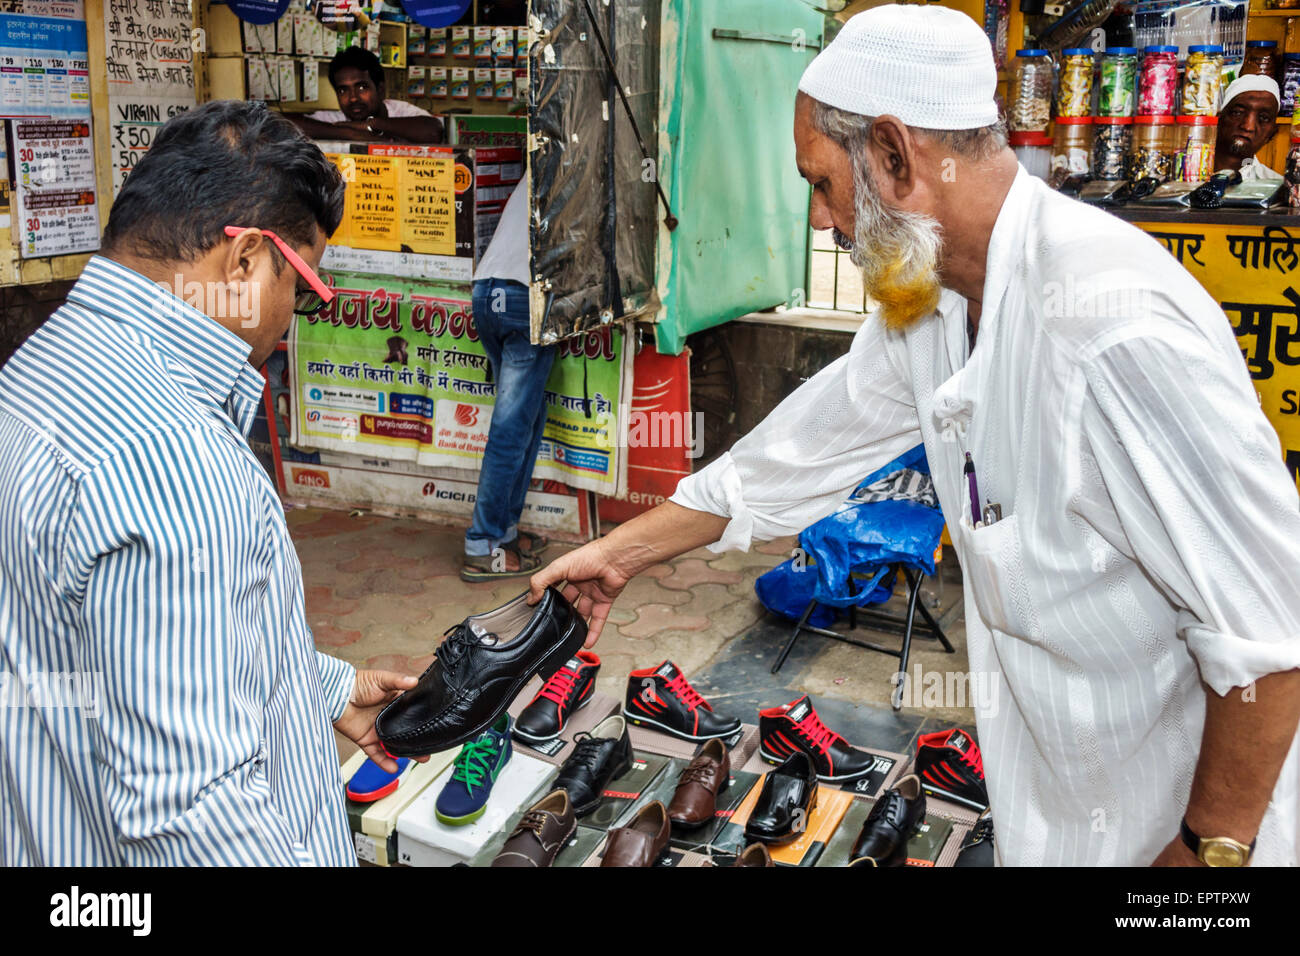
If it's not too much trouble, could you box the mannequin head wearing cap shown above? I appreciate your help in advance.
[795,6,1015,330]
[1217,75,1280,172]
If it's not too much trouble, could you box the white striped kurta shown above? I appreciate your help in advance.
[0,256,356,865]
[672,166,1300,865]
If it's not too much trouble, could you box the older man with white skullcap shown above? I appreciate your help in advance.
[1216,74,1283,181]
[533,5,1300,867]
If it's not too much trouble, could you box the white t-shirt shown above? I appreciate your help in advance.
[473,181,530,286]
[1239,156,1284,182]
[307,98,431,123]
[672,165,1300,866]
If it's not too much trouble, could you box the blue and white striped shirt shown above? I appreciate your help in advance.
[0,256,357,865]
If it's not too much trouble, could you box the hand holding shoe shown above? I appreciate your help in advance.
[334,669,428,773]
[528,537,635,646]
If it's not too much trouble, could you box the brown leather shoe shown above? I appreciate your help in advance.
[666,738,731,827]
[732,843,774,867]
[599,800,671,867]
[490,789,576,867]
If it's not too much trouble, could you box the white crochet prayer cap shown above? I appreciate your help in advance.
[798,4,999,130]
[1221,74,1280,111]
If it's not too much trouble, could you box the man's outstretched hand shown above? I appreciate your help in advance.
[333,669,429,773]
[528,538,633,647]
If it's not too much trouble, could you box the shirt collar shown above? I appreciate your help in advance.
[66,256,266,436]
[976,163,1036,341]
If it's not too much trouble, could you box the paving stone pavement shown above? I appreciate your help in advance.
[289,507,979,766]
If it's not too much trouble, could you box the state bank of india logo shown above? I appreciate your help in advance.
[309,387,324,402]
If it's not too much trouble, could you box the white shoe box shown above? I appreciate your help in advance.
[396,751,557,867]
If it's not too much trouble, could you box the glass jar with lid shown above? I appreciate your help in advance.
[1175,115,1218,182]
[1243,40,1280,82]
[1057,47,1095,118]
[1138,45,1178,116]
[1009,49,1053,132]
[1181,44,1224,116]
[1097,47,1138,117]
[1130,115,1176,182]
[1050,116,1094,188]
[1092,117,1132,180]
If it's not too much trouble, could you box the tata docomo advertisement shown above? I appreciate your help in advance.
[286,273,631,533]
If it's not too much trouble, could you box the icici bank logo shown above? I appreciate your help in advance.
[422,481,436,496]
[454,404,479,427]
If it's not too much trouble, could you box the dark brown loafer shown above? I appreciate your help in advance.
[599,800,671,867]
[490,789,576,867]
[732,843,774,867]
[667,738,731,827]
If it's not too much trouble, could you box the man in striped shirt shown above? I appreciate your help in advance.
[0,101,418,865]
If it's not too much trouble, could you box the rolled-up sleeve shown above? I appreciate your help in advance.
[1082,325,1300,694]
[671,316,922,551]
[316,651,355,723]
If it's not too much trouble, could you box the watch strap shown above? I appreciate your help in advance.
[1180,817,1256,863]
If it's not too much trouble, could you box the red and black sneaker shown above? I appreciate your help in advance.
[914,727,989,811]
[513,650,600,744]
[758,695,878,782]
[622,660,741,742]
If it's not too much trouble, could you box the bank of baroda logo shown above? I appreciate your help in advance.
[454,404,479,427]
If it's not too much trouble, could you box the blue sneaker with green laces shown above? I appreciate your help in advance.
[435,713,513,825]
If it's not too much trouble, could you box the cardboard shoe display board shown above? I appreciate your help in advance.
[340,676,985,868]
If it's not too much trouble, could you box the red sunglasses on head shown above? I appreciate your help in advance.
[223,225,334,315]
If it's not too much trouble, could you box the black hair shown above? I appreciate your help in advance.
[101,100,345,265]
[328,46,384,91]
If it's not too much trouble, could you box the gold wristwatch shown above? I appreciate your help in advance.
[1180,818,1256,866]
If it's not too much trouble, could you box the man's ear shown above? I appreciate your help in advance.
[222,228,270,283]
[869,115,918,202]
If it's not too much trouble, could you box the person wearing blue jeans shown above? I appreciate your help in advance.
[462,183,556,580]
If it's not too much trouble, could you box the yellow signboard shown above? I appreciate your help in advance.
[1137,221,1300,490]
[324,152,458,256]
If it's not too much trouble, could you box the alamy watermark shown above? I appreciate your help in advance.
[0,671,104,718]
[891,664,1000,719]
[154,275,262,329]
[618,404,705,459]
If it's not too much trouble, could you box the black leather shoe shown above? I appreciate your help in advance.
[954,808,995,867]
[554,715,634,816]
[375,588,586,757]
[623,660,742,742]
[744,751,818,846]
[849,773,925,867]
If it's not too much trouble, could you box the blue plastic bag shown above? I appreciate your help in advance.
[754,445,945,623]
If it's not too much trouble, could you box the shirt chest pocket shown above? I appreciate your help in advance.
[960,514,1037,639]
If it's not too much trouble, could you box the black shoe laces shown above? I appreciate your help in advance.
[435,624,477,689]
[966,814,994,847]
[565,732,609,776]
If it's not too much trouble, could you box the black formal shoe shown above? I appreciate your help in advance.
[514,650,600,744]
[622,660,742,742]
[954,808,995,867]
[849,773,926,867]
[758,695,878,782]
[744,750,818,846]
[554,715,634,816]
[375,588,586,757]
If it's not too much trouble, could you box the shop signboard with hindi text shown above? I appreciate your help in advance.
[1137,220,1300,490]
[288,272,629,498]
[103,0,195,197]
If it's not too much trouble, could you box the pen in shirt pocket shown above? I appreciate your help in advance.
[964,452,1003,528]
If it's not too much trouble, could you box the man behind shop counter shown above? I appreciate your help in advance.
[531,6,1300,867]
[0,100,421,865]
[286,45,445,144]
[1216,74,1283,182]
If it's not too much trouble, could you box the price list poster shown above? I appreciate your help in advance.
[103,0,194,197]
[11,117,97,256]
[0,0,90,120]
